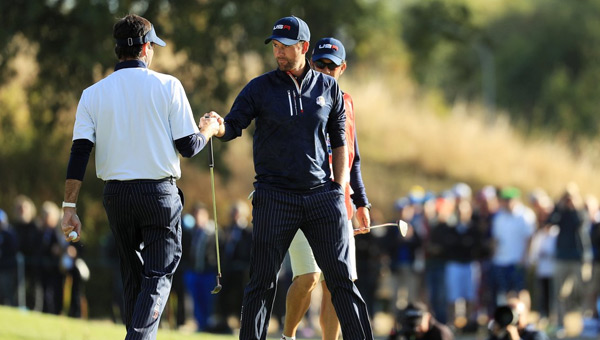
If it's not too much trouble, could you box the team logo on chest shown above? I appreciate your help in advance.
[316,96,326,107]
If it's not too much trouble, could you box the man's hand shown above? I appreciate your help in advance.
[200,111,225,138]
[489,321,520,340]
[61,208,81,242]
[354,206,371,235]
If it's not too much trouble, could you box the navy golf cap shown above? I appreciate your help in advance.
[312,37,346,66]
[116,25,166,47]
[265,16,310,45]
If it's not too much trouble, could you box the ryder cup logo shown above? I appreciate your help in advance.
[274,24,292,31]
[316,96,326,107]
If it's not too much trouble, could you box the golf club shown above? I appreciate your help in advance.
[208,137,223,294]
[354,219,408,237]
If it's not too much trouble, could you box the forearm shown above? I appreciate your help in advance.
[64,179,82,204]
[331,145,349,187]
[349,137,369,207]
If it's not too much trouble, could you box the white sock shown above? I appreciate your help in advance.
[281,335,295,340]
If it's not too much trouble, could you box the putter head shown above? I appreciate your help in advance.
[210,275,222,294]
[398,220,408,237]
[210,284,222,294]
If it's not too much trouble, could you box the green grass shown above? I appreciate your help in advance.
[0,306,237,340]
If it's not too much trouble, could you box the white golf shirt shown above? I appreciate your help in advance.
[491,203,535,266]
[73,62,199,180]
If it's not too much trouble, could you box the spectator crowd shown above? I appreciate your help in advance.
[1,181,599,338]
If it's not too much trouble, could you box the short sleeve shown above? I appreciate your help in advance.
[72,90,96,143]
[169,79,200,140]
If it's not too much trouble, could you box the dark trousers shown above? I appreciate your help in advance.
[184,270,216,331]
[239,183,373,340]
[103,179,182,340]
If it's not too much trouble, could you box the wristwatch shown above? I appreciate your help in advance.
[361,203,372,211]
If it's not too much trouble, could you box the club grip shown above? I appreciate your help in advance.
[208,138,214,168]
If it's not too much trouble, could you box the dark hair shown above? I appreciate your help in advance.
[113,14,152,60]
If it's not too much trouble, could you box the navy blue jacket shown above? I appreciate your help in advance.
[220,63,346,191]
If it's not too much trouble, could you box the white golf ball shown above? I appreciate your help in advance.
[68,231,78,240]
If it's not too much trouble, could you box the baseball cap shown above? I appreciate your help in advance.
[116,25,166,47]
[264,16,310,46]
[500,186,521,200]
[312,37,346,66]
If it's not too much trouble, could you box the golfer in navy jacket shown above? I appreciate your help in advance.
[60,14,220,340]
[202,16,374,340]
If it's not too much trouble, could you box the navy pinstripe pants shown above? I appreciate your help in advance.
[239,182,373,340]
[103,179,182,340]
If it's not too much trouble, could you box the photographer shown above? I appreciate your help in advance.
[488,298,549,340]
[389,301,454,340]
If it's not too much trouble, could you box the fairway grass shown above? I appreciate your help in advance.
[0,306,236,340]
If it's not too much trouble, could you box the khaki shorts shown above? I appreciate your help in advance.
[288,220,357,281]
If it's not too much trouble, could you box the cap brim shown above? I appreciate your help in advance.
[147,26,166,47]
[311,53,344,66]
[151,36,166,47]
[264,36,299,46]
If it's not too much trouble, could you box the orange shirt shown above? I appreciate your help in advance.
[343,92,356,219]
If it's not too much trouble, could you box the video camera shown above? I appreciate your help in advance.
[388,304,424,340]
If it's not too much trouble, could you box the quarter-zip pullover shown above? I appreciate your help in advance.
[219,61,346,191]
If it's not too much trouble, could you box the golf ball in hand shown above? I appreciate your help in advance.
[68,231,78,240]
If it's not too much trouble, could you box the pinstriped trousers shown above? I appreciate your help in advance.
[239,182,373,340]
[103,179,182,340]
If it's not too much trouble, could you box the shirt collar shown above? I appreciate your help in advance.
[114,60,147,71]
[277,58,312,83]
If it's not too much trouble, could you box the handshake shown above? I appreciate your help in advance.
[199,111,225,139]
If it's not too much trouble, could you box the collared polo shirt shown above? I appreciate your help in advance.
[73,60,199,180]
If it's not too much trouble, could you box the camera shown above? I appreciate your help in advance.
[493,305,519,328]
[388,304,424,340]
[487,305,519,340]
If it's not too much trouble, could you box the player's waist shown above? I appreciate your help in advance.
[105,176,175,184]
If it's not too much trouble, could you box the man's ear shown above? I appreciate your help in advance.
[301,41,310,54]
[339,62,347,76]
[141,42,151,56]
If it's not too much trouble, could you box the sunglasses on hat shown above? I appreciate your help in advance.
[313,60,340,70]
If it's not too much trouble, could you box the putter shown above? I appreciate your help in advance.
[354,220,408,237]
[208,137,223,294]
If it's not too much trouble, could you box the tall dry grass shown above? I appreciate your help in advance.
[344,70,600,218]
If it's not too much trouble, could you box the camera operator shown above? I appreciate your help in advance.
[488,298,549,340]
[389,301,454,340]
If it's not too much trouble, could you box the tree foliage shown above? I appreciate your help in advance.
[400,0,600,139]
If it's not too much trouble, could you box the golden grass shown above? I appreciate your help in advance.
[343,71,600,217]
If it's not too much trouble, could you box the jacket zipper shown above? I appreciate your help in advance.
[287,72,303,115]
[287,90,293,116]
[292,91,298,115]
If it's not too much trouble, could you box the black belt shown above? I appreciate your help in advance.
[105,176,175,184]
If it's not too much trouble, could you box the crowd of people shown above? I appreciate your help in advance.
[1,181,599,338]
[0,195,88,317]
[373,182,600,338]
